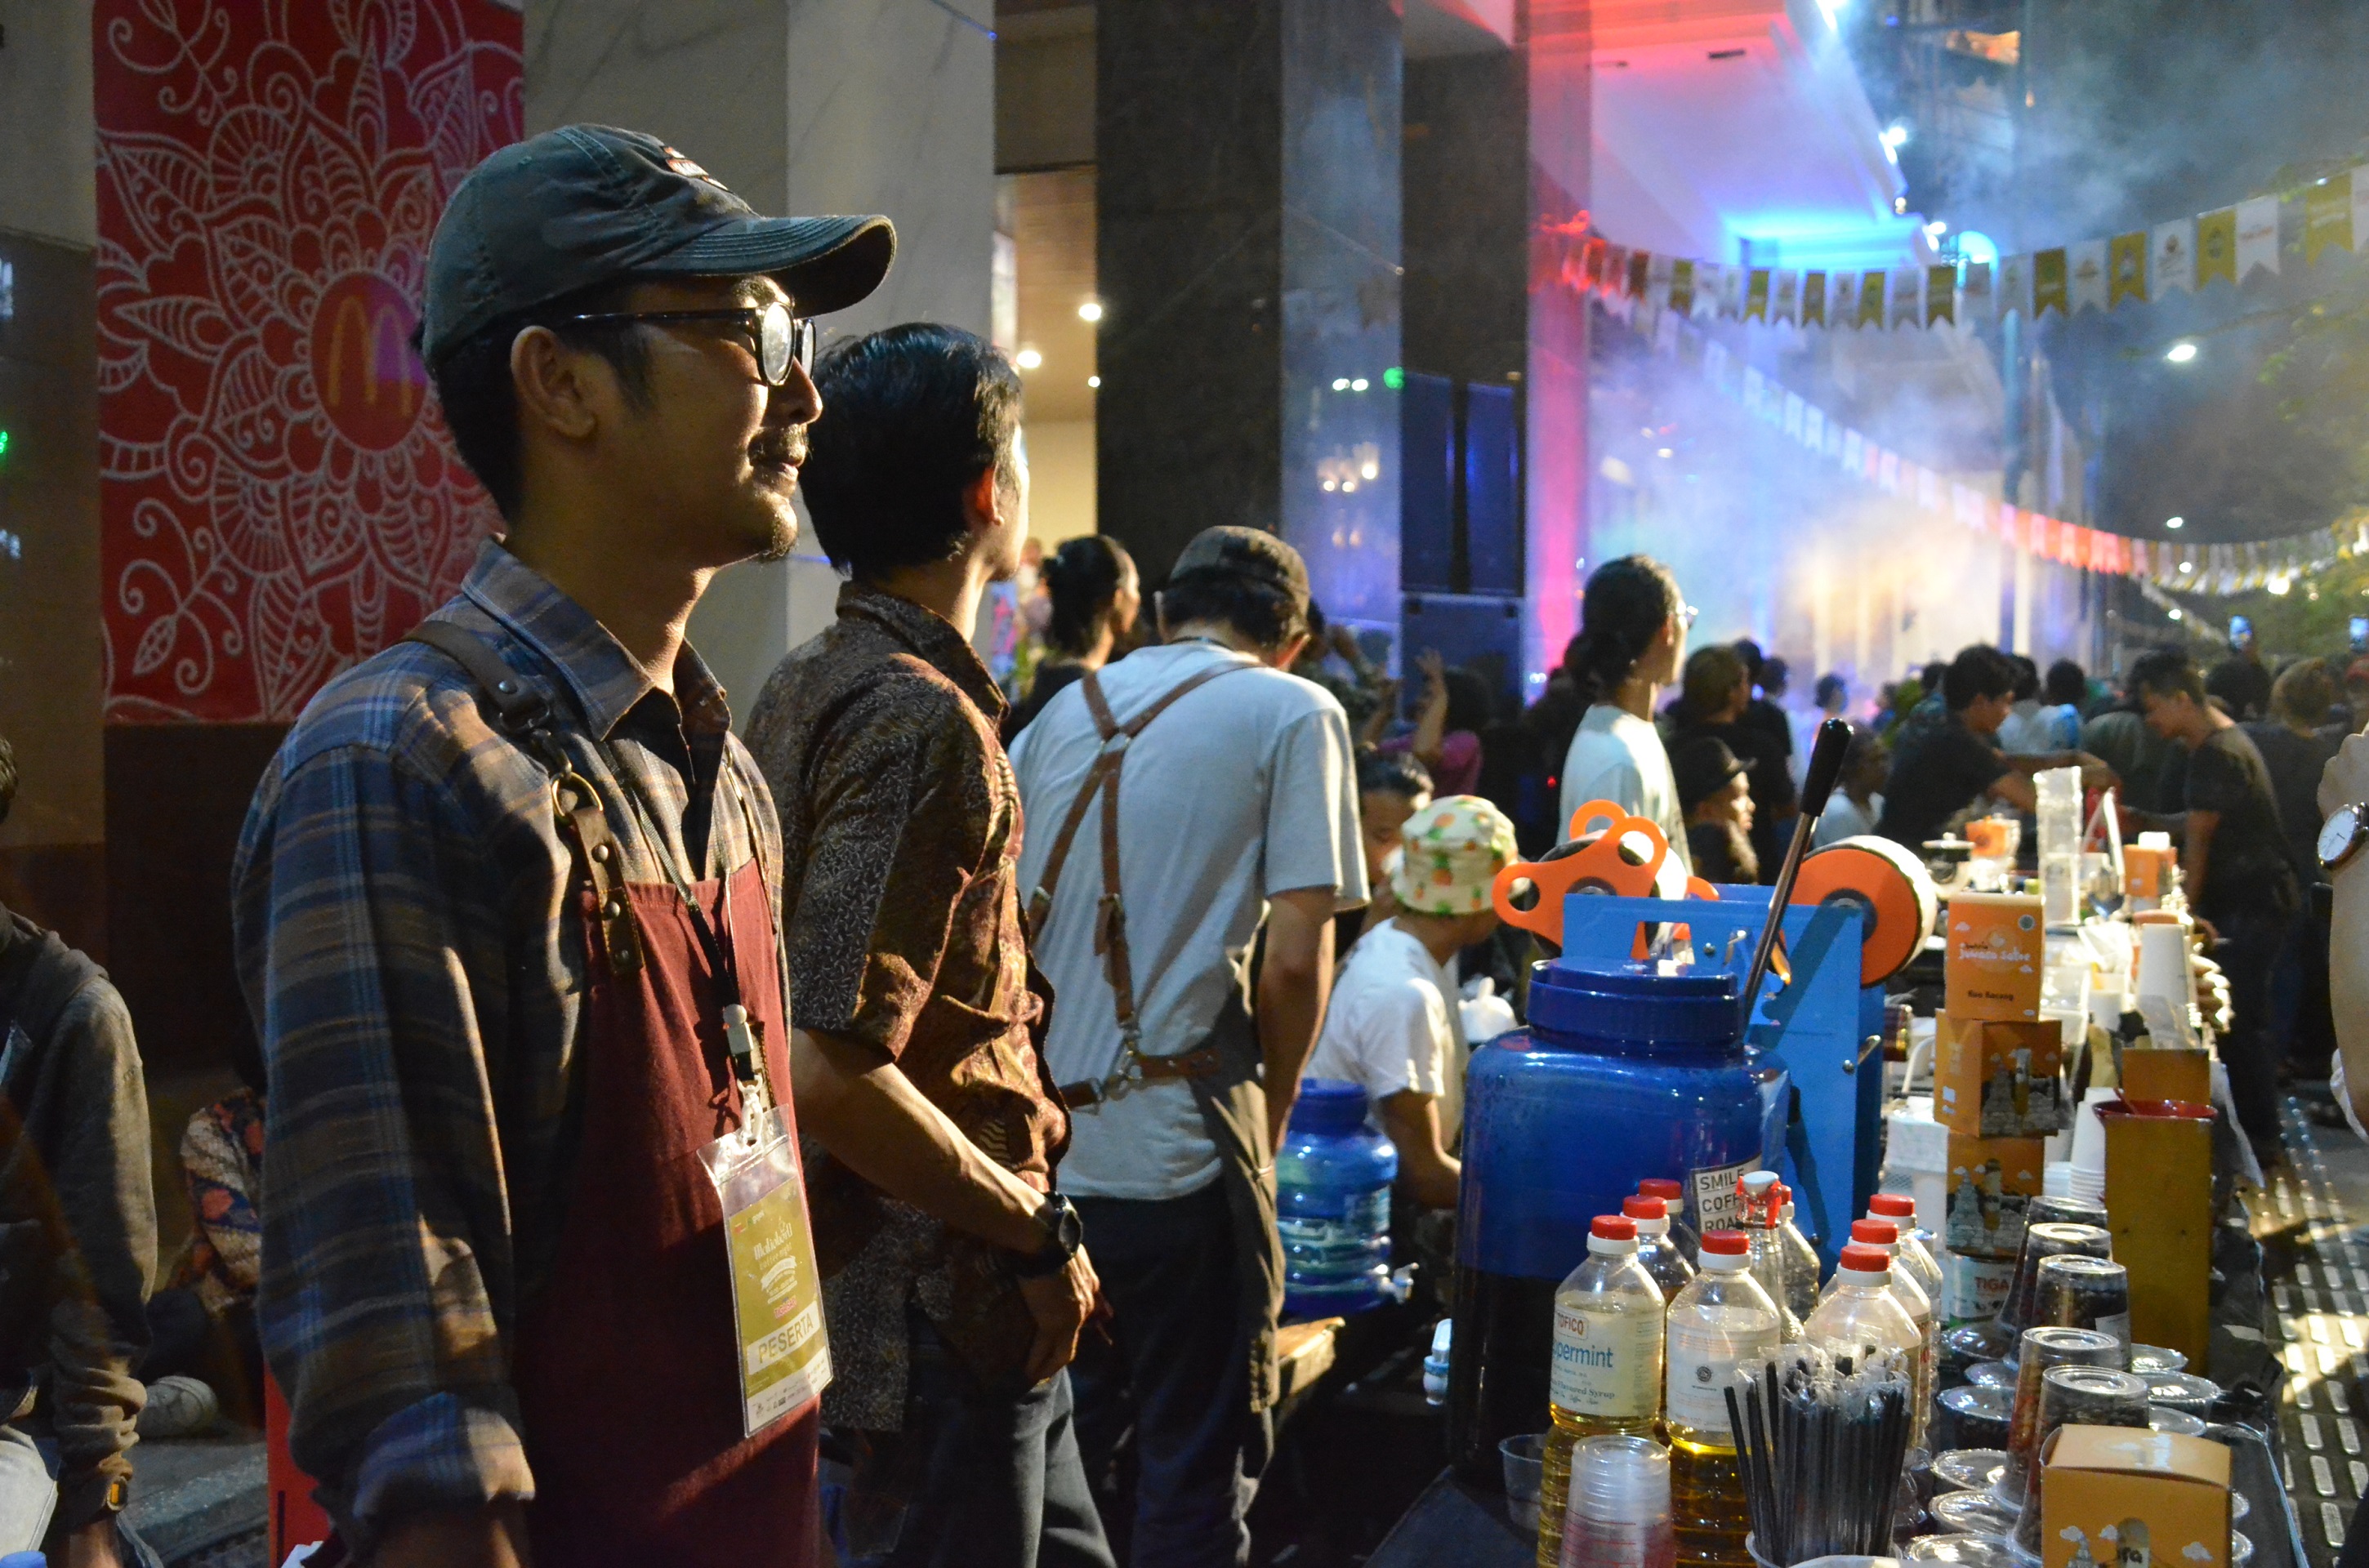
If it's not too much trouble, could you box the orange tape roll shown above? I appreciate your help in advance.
[1790,834,1940,985]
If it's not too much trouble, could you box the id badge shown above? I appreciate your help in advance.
[699,1103,832,1438]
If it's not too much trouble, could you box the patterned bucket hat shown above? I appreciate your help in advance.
[1390,795,1519,916]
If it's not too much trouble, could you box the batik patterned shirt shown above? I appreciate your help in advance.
[746,582,1069,1429]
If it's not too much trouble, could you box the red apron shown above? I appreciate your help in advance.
[511,853,820,1566]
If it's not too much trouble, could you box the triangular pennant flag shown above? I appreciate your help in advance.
[1718,265,1746,318]
[1801,271,1827,326]
[1997,500,2019,542]
[1773,269,1800,323]
[1695,264,1724,321]
[2033,248,2068,315]
[1582,237,1608,288]
[1842,429,1865,470]
[1783,391,1805,439]
[1961,261,1993,322]
[1859,270,1889,328]
[1804,406,1825,450]
[2068,239,2108,313]
[1747,268,1772,321]
[1627,249,1652,298]
[1654,306,1680,356]
[1704,339,1730,389]
[1953,482,1983,528]
[2236,195,2280,278]
[2150,219,2195,295]
[1926,264,1957,325]
[1878,449,1901,491]
[1648,253,1677,306]
[1918,467,1943,511]
[1998,254,2031,319]
[2307,172,2354,265]
[2197,207,2237,285]
[1828,270,1858,327]
[1743,367,1765,412]
[1889,267,1924,329]
[2108,232,2148,305]
[1668,258,1696,315]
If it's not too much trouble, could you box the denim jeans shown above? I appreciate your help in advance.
[0,1421,162,1566]
[880,1359,1113,1568]
[1070,1183,1262,1568]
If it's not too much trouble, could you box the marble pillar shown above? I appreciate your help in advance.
[525,0,997,715]
[1097,0,1402,626]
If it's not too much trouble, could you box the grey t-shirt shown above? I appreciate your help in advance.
[1009,640,1368,1200]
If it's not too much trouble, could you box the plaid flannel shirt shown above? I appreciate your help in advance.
[230,541,783,1548]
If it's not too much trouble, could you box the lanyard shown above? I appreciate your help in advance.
[597,738,769,1092]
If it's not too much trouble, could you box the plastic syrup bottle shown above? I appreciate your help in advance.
[1800,1244,1921,1401]
[1736,1174,1803,1340]
[1626,1194,1698,1301]
[1839,1218,1935,1447]
[1664,1231,1782,1568]
[1639,1178,1702,1263]
[1773,1183,1821,1326]
[1866,1192,1944,1302]
[1540,1214,1666,1568]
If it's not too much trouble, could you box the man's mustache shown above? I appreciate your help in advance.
[750,429,808,470]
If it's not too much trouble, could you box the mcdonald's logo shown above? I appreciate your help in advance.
[309,273,424,452]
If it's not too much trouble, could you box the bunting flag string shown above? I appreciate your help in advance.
[1667,301,2366,592]
[1546,158,2369,334]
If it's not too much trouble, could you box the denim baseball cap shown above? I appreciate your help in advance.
[1170,526,1311,612]
[419,124,895,368]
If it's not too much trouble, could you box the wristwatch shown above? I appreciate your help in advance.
[2322,802,2369,873]
[1009,1192,1085,1278]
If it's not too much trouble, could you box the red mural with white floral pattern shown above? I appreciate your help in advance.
[96,0,522,722]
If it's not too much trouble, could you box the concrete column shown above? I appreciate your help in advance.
[525,0,997,712]
[1096,0,1402,628]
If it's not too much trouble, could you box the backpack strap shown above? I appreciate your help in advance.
[1025,658,1253,1109]
[404,620,645,976]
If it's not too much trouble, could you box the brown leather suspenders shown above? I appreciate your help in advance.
[404,619,647,976]
[1027,658,1253,1109]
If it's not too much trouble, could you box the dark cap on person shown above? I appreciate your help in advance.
[1169,526,1310,609]
[419,124,896,369]
[1671,736,1751,813]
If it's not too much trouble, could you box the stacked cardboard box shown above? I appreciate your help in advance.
[1935,893,2063,1321]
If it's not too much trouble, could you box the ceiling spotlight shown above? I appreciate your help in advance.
[1657,448,1675,458]
[2165,516,2184,529]
[1015,348,1042,370]
[1351,377,1370,392]
[2178,559,2193,573]
[2165,341,2198,363]
[1924,220,1948,239]
[1077,301,1104,322]
[1087,375,1100,388]
[1333,378,1351,391]
[2268,575,2292,596]
[2168,607,2184,621]
[1360,459,1380,480]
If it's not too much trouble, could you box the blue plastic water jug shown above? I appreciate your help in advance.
[1276,1079,1399,1317]
[1446,957,1787,1479]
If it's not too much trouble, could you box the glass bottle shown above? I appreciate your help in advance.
[1540,1215,1666,1568]
[1626,1195,1697,1302]
[1639,1178,1702,1263]
[1664,1231,1782,1568]
[1800,1244,1921,1393]
[1837,1218,1935,1447]
[1866,1193,1944,1302]
[1736,1173,1803,1340]
[1773,1183,1821,1325]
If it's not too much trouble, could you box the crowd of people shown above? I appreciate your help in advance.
[2,120,2369,1568]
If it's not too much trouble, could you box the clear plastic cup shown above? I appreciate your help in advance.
[1501,1432,1546,1535]
[1562,1434,1675,1568]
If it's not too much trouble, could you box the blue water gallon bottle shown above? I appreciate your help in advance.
[1446,958,1787,1481]
[1276,1079,1399,1317]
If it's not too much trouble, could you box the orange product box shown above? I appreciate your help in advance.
[1935,1015,2068,1137]
[2120,1047,2211,1107]
[1940,1134,2045,1262]
[2122,844,2171,902]
[2102,1100,2215,1365]
[1943,892,2044,1022]
[2041,1425,2231,1568]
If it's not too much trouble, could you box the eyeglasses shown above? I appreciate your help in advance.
[561,301,814,386]
[1678,604,1702,630]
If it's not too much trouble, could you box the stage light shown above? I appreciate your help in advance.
[1077,301,1104,322]
[2269,576,2291,596]
[2166,341,2197,363]
[1333,378,1351,391]
[1957,231,1999,266]
[2165,516,2184,529]
[1350,378,1370,392]
[1087,376,1100,388]
[1015,348,1042,369]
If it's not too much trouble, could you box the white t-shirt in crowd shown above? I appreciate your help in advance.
[1305,918,1469,1145]
[1814,792,1884,849]
[1559,703,1692,871]
[1010,640,1367,1200]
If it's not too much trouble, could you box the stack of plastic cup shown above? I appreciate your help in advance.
[1561,1434,1676,1568]
[2001,1327,2121,1504]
